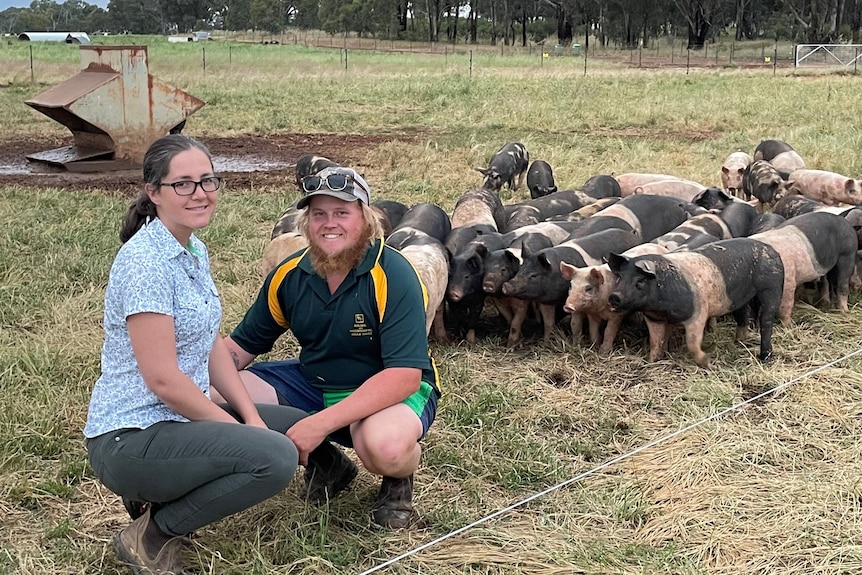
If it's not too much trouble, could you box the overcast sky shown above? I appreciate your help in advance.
[1,0,109,9]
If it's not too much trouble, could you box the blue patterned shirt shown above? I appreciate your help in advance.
[84,218,221,438]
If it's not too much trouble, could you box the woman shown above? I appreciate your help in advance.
[84,134,306,574]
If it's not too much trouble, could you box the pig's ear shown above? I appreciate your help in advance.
[634,259,657,278]
[475,167,488,175]
[560,261,576,279]
[475,243,488,258]
[845,179,856,192]
[503,249,521,265]
[605,252,627,270]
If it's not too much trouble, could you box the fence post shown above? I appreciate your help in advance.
[686,48,690,74]
[469,49,473,77]
[29,44,34,83]
[202,46,206,73]
[229,45,232,65]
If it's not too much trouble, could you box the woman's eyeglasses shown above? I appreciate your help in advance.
[160,176,222,196]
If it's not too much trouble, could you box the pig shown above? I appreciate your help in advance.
[560,243,669,355]
[632,179,707,203]
[503,190,589,231]
[771,194,826,219]
[581,175,622,199]
[743,160,785,209]
[547,197,621,222]
[294,154,340,189]
[607,238,785,368]
[372,200,409,232]
[387,203,451,248]
[721,151,753,198]
[476,142,530,192]
[753,140,806,178]
[385,203,452,341]
[614,173,690,197]
[482,233,556,348]
[499,221,578,247]
[784,169,862,206]
[750,211,858,324]
[751,212,786,234]
[502,228,642,342]
[570,194,697,242]
[446,187,507,256]
[446,234,508,344]
[270,206,302,239]
[260,232,308,278]
[262,206,306,277]
[652,214,733,252]
[526,160,557,199]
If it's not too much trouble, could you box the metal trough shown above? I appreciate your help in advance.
[25,45,205,172]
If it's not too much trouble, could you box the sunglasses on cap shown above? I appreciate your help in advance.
[301,172,369,198]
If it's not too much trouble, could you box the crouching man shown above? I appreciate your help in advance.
[221,166,441,528]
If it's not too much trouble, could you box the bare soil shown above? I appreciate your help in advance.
[0,132,416,195]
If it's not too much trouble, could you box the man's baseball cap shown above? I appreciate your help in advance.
[297,167,371,209]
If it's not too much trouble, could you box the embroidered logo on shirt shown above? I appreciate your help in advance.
[350,313,373,337]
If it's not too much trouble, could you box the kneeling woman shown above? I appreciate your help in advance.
[84,134,306,574]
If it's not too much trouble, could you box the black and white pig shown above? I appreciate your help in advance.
[743,160,785,209]
[476,142,530,192]
[482,232,556,348]
[294,154,340,189]
[372,200,409,233]
[385,203,452,341]
[570,194,698,242]
[526,160,557,199]
[750,211,857,324]
[607,238,785,368]
[503,190,590,231]
[446,234,508,344]
[261,206,306,277]
[445,187,507,257]
[502,228,642,342]
[581,175,622,199]
[753,139,806,178]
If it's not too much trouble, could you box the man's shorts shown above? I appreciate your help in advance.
[246,359,437,448]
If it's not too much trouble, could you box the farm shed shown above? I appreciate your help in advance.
[18,32,91,44]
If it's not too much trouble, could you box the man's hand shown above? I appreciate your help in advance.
[286,414,332,466]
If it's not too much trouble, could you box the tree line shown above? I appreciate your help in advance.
[2,0,861,50]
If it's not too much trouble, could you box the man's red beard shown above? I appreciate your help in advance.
[308,224,374,279]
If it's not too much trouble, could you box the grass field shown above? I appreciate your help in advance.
[1,36,861,575]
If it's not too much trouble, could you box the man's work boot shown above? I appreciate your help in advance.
[371,474,414,528]
[303,440,358,504]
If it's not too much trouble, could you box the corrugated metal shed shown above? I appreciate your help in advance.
[18,32,91,44]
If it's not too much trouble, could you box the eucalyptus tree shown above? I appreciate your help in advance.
[780,0,842,41]
[107,0,165,33]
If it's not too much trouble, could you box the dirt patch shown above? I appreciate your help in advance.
[0,132,420,195]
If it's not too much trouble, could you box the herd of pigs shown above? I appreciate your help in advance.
[262,140,862,368]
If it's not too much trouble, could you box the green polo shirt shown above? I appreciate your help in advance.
[231,238,440,395]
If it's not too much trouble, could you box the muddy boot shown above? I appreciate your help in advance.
[112,506,187,575]
[303,440,358,504]
[371,474,414,528]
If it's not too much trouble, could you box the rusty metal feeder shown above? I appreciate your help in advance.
[25,45,205,172]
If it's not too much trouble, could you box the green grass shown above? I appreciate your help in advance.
[2,40,862,575]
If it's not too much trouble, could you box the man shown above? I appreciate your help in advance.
[223,166,440,528]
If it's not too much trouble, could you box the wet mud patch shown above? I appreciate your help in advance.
[0,132,421,195]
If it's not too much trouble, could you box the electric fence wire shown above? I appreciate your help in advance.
[359,345,862,575]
